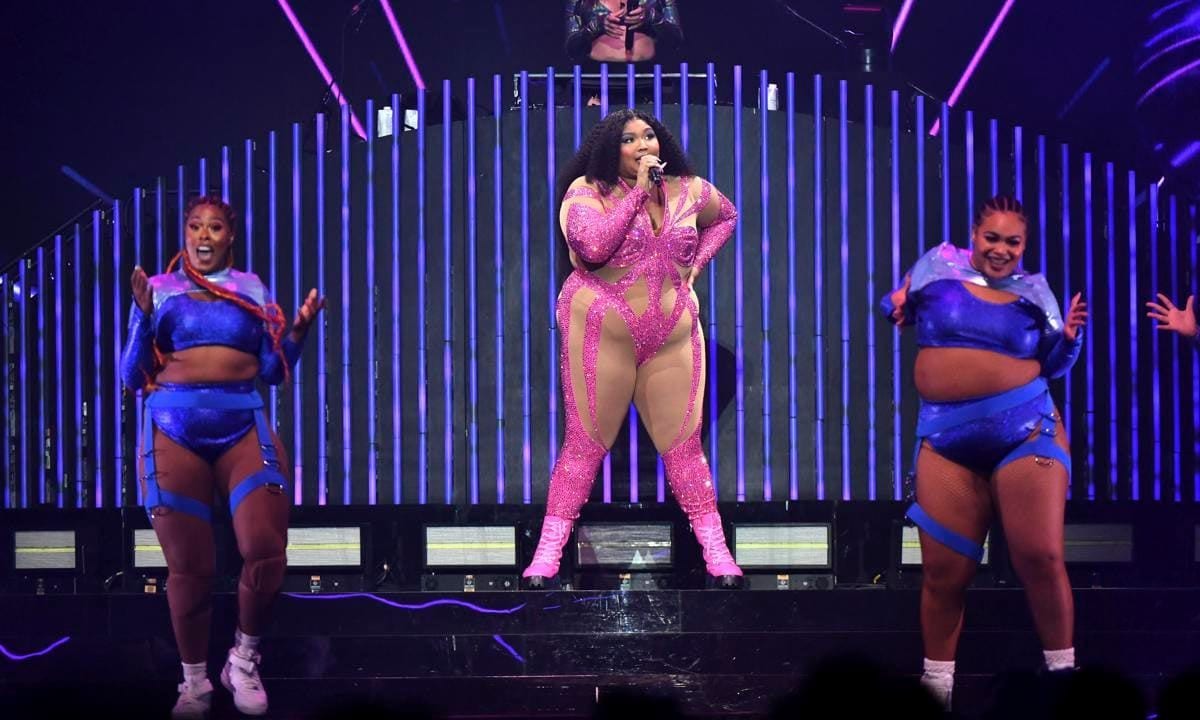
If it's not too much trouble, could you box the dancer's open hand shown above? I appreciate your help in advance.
[131,266,153,314]
[292,288,327,338]
[889,274,911,327]
[1146,293,1196,338]
[1064,292,1087,343]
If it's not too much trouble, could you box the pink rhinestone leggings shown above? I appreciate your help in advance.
[543,268,718,521]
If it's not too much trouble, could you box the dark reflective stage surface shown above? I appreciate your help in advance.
[2,588,1197,718]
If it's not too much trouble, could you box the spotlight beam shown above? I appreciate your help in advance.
[276,0,367,140]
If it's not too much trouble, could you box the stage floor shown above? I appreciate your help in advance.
[2,587,1197,717]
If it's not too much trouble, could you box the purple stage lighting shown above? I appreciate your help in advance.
[275,0,367,140]
[891,0,917,52]
[929,0,1016,136]
[377,0,426,91]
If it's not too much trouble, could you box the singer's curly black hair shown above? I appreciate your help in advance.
[554,109,695,276]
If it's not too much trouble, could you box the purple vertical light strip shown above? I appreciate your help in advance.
[989,118,999,195]
[1192,204,1199,502]
[18,260,29,507]
[786,72,799,500]
[678,62,688,153]
[112,200,122,505]
[706,62,719,493]
[1013,126,1024,201]
[92,211,103,507]
[759,70,771,501]
[940,103,950,245]
[1060,144,1072,499]
[468,78,481,504]
[340,102,352,506]
[442,84,455,505]
[1105,163,1117,499]
[267,134,277,424]
[890,90,902,499]
[246,140,255,275]
[1169,196,1181,502]
[177,165,185,250]
[366,101,378,505]
[573,65,582,147]
[1037,137,1047,277]
[864,83,878,501]
[417,90,428,504]
[199,158,207,197]
[493,75,506,504]
[965,110,975,230]
[54,235,65,508]
[1083,154,1095,500]
[1127,170,1140,500]
[653,64,662,119]
[1149,183,1162,501]
[316,113,329,506]
[291,123,305,505]
[1147,182,1156,496]
[73,225,83,507]
[659,63,678,502]
[915,96,926,252]
[390,96,402,504]
[519,72,533,505]
[155,177,164,269]
[813,73,826,499]
[733,65,746,501]
[624,46,644,500]
[36,248,46,505]
[221,146,230,203]
[544,70,558,491]
[600,64,609,117]
[837,80,851,501]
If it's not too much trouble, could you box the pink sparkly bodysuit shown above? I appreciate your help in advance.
[544,175,737,522]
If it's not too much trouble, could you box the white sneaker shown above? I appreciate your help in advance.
[220,648,269,716]
[171,677,213,719]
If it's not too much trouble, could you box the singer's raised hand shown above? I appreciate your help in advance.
[635,154,664,194]
[622,5,647,28]
[602,12,625,39]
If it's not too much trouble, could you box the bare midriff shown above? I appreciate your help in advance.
[914,347,1039,402]
[155,346,259,384]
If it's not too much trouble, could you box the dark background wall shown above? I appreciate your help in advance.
[0,1,1165,269]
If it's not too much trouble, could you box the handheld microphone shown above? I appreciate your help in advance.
[625,0,640,54]
[648,164,662,186]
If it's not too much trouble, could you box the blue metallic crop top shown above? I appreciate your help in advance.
[120,268,303,389]
[880,242,1083,378]
[913,280,1043,358]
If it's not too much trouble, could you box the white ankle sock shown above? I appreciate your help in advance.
[233,629,261,658]
[1043,647,1075,671]
[921,658,955,707]
[182,661,208,686]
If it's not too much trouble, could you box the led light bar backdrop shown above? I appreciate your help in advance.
[1,65,1197,510]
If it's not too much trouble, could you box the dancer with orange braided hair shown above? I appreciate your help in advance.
[120,195,324,718]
